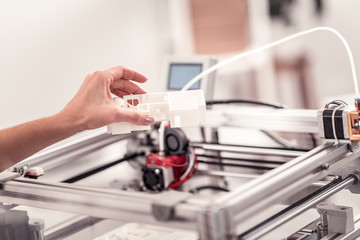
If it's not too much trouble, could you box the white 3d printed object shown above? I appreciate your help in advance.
[107,90,206,134]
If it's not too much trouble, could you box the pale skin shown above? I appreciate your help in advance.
[0,66,154,171]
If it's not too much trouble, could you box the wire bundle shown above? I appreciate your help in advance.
[324,99,348,145]
[324,100,348,109]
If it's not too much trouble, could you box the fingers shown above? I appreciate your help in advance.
[115,108,154,126]
[108,66,147,83]
[111,89,144,98]
[111,89,130,98]
[110,79,147,97]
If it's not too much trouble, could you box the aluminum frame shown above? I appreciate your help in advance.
[1,110,360,239]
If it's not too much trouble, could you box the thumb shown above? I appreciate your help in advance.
[115,108,155,126]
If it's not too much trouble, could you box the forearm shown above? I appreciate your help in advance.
[0,112,85,171]
[0,66,152,172]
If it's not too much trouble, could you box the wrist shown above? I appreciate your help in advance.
[54,109,87,135]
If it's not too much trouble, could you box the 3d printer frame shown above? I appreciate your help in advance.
[1,108,360,240]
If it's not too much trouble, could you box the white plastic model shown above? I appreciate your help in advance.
[107,90,206,134]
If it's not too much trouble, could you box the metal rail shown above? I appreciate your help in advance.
[184,142,360,239]
[196,170,259,179]
[0,178,197,231]
[205,108,318,133]
[2,122,360,239]
[12,129,132,171]
[191,142,306,157]
[337,213,360,239]
[239,174,358,239]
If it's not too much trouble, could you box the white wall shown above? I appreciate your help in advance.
[0,0,171,128]
[245,0,360,108]
[2,0,359,130]
[259,0,360,108]
[307,0,360,106]
[204,0,360,109]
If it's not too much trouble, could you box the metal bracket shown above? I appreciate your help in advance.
[196,205,236,240]
[317,202,354,238]
[0,164,45,184]
[29,218,45,240]
[12,165,28,176]
[151,191,192,221]
[0,209,45,240]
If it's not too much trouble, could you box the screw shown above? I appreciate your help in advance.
[321,163,330,170]
[355,120,360,129]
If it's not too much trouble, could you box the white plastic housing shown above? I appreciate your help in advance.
[162,56,217,100]
[107,90,206,134]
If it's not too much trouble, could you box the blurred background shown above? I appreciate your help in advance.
[0,0,359,129]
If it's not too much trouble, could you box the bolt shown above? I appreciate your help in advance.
[321,163,330,170]
[355,120,360,129]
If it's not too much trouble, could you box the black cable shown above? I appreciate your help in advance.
[62,152,144,183]
[206,99,285,109]
[197,159,274,171]
[189,185,230,194]
[309,132,318,148]
[191,141,310,152]
[205,99,319,149]
[197,154,286,165]
[210,128,229,187]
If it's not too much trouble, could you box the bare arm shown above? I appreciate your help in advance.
[0,66,154,171]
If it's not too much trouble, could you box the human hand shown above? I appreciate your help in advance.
[58,66,155,131]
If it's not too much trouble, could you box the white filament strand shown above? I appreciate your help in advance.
[181,27,359,97]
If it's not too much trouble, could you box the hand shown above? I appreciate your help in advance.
[58,66,155,131]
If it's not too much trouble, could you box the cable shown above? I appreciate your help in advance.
[179,148,195,180]
[189,185,230,194]
[196,154,286,165]
[169,150,198,189]
[181,27,359,97]
[197,159,275,171]
[331,105,345,145]
[191,141,309,152]
[325,99,348,108]
[260,130,295,149]
[309,132,317,149]
[324,99,347,144]
[62,153,143,183]
[206,99,285,109]
[149,153,188,168]
[205,99,318,148]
